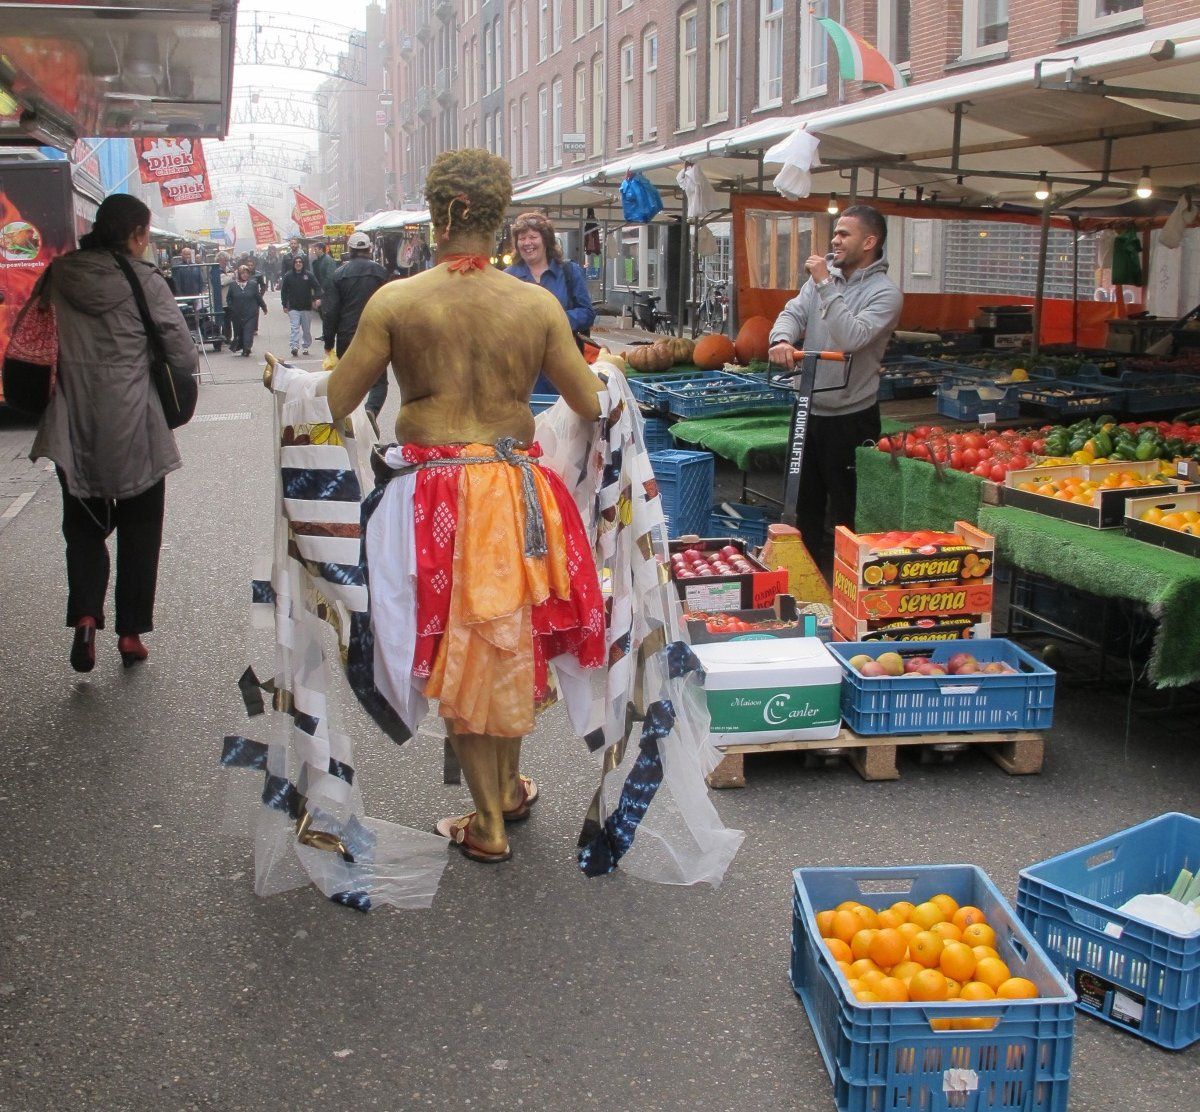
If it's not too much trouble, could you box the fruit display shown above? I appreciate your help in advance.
[843,650,1017,678]
[814,891,1042,1011]
[682,610,801,634]
[1039,416,1200,463]
[692,332,738,370]
[834,523,994,587]
[1134,505,1200,535]
[875,426,1040,481]
[1010,467,1174,503]
[671,544,758,580]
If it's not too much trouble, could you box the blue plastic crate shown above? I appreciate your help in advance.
[529,394,559,415]
[629,370,729,410]
[655,371,793,419]
[879,356,947,398]
[827,639,1056,735]
[791,864,1076,1112]
[1017,812,1200,1049]
[936,379,1022,422]
[650,449,714,538]
[641,416,675,454]
[1116,373,1200,416]
[708,502,778,547]
[1015,378,1127,419]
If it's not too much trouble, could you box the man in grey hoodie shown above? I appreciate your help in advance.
[768,204,903,560]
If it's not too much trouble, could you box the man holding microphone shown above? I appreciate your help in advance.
[768,204,904,562]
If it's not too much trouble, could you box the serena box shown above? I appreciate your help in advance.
[833,521,994,588]
[832,560,994,621]
[691,637,843,744]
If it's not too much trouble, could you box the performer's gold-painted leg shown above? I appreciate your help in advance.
[444,724,512,856]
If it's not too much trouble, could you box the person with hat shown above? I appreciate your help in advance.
[319,230,390,430]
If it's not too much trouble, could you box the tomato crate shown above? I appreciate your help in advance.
[827,639,1056,735]
[649,449,714,538]
[791,865,1076,1112]
[1014,378,1127,419]
[655,371,794,419]
[1016,812,1200,1050]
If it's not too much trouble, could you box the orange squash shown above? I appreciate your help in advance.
[735,316,772,365]
[693,332,737,370]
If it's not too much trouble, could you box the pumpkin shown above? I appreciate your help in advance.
[692,332,737,370]
[667,336,695,365]
[735,316,772,365]
[624,341,675,373]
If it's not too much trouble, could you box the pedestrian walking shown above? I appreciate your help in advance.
[28,193,198,671]
[279,255,322,357]
[226,264,269,358]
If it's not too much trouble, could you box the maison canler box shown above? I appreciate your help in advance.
[691,638,843,744]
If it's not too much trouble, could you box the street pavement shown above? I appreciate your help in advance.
[1,305,1197,1111]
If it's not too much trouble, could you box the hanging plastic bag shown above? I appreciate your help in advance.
[763,127,822,201]
[676,162,721,219]
[620,171,664,223]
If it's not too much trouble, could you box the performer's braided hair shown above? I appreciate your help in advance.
[425,149,513,238]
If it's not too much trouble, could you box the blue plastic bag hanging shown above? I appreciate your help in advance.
[620,171,664,224]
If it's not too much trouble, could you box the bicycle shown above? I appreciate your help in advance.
[633,291,675,335]
[697,277,729,335]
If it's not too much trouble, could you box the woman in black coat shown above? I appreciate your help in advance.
[225,265,269,357]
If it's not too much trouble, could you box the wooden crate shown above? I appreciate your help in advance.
[707,725,1044,786]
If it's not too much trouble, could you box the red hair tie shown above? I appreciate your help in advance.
[443,254,490,273]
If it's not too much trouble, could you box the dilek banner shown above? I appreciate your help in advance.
[134,138,214,207]
[248,204,280,248]
[291,189,327,237]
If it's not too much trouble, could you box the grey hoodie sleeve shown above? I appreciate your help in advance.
[770,285,813,345]
[815,279,904,352]
[141,265,200,377]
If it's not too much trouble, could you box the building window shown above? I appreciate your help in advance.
[574,0,586,41]
[538,0,548,61]
[798,0,828,100]
[521,0,530,72]
[962,0,1008,59]
[511,5,520,80]
[642,26,658,141]
[759,0,784,108]
[553,0,562,52]
[521,94,530,175]
[619,39,635,148]
[538,85,548,170]
[1078,0,1141,34]
[552,77,563,165]
[574,65,587,159]
[678,7,697,131]
[591,0,603,30]
[484,113,494,153]
[591,56,604,155]
[613,224,663,291]
[484,25,494,92]
[494,17,504,87]
[510,100,519,168]
[877,0,911,69]
[709,2,729,123]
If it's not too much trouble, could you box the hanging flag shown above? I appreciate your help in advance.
[159,172,212,207]
[248,205,279,247]
[135,138,211,184]
[291,188,327,237]
[816,18,906,90]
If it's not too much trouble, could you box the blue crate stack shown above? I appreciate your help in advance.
[641,417,676,453]
[709,502,778,546]
[650,449,715,537]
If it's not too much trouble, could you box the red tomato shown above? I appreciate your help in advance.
[972,462,992,477]
[989,462,1008,482]
[909,443,931,461]
[1008,453,1028,470]
[950,449,965,470]
[961,448,980,469]
[948,433,964,449]
[877,436,893,452]
[976,447,992,461]
[962,432,985,451]
[1031,438,1046,455]
[1014,436,1034,454]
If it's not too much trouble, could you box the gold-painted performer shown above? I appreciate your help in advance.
[266,150,606,863]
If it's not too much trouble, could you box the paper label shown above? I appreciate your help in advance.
[943,1069,979,1093]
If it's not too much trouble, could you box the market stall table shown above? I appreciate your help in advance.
[977,505,1200,689]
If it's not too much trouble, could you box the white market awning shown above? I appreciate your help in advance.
[356,209,430,232]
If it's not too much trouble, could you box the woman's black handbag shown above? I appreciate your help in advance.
[112,252,197,429]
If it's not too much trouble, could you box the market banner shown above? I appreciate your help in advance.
[135,137,211,185]
[291,189,326,237]
[159,172,213,207]
[249,204,279,247]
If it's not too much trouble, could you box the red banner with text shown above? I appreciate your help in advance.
[135,137,209,185]
[291,189,327,237]
[248,205,280,247]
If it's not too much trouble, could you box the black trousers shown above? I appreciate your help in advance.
[229,315,256,353]
[58,469,166,635]
[794,402,881,558]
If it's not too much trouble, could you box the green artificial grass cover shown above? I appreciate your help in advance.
[855,447,986,532]
[978,505,1200,688]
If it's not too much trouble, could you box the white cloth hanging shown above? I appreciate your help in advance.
[1160,195,1198,250]
[763,127,821,201]
[676,162,722,218]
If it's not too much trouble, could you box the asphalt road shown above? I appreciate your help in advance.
[1,307,1197,1111]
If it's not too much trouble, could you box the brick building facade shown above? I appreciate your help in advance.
[380,1,1198,210]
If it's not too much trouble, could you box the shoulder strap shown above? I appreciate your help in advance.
[111,252,166,359]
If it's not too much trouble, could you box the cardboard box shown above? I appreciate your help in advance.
[1003,460,1181,529]
[684,594,817,644]
[1123,491,1200,558]
[691,638,843,743]
[832,558,994,620]
[831,599,991,642]
[669,536,789,611]
[833,521,994,588]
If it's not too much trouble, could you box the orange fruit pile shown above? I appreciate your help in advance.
[815,892,1039,1017]
[1015,470,1166,505]
[1138,506,1200,535]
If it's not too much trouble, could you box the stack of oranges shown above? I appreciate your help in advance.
[815,892,1039,1020]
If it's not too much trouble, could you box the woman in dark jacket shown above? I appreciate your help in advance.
[279,254,322,357]
[29,193,198,671]
[225,265,269,357]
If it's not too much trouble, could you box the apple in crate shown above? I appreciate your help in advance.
[947,651,979,674]
[847,653,874,672]
[858,660,888,677]
[903,656,930,673]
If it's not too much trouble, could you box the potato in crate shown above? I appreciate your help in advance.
[791,864,1075,1112]
[1017,811,1200,1049]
